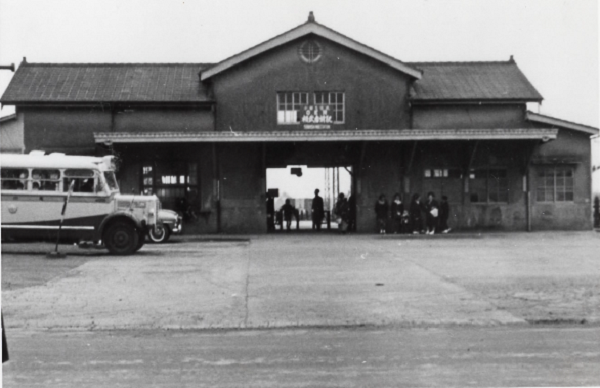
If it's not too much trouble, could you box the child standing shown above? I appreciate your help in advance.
[424,191,439,235]
[374,194,389,234]
[390,193,404,234]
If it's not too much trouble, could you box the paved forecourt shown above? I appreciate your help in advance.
[2,232,599,330]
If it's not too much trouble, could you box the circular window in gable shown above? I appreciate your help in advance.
[298,40,322,64]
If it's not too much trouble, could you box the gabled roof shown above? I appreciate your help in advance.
[408,60,543,102]
[526,111,599,135]
[200,15,422,81]
[0,62,215,104]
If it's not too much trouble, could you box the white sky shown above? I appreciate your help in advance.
[1,0,597,194]
[0,0,598,128]
[267,166,352,200]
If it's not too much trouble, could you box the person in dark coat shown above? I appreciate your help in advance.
[439,195,451,233]
[280,199,296,232]
[424,191,439,235]
[409,193,424,234]
[311,189,324,231]
[374,194,389,234]
[347,194,356,232]
[334,193,349,234]
[390,193,404,234]
[266,192,275,231]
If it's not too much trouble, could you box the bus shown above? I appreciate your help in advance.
[1,151,161,255]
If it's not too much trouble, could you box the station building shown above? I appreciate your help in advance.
[1,14,598,233]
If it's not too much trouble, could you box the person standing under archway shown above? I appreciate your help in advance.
[311,189,324,231]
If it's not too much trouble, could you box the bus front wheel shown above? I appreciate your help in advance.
[104,222,139,255]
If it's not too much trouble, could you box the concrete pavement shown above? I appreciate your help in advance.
[3,327,600,387]
[2,232,599,330]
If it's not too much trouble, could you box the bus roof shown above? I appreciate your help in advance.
[0,153,114,171]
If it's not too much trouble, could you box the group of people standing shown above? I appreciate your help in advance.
[274,188,451,235]
[375,192,451,235]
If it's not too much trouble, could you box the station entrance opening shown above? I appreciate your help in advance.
[266,165,352,232]
[262,141,358,232]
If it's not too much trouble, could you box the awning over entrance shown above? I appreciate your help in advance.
[94,128,558,144]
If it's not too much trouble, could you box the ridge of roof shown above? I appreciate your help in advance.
[200,17,422,81]
[526,111,599,135]
[407,60,514,66]
[19,62,215,68]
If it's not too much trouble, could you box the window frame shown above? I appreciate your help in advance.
[276,91,345,125]
[313,91,345,124]
[276,92,309,125]
[423,167,463,179]
[536,166,574,203]
[1,168,30,191]
[469,167,509,204]
[141,160,200,210]
[31,169,61,192]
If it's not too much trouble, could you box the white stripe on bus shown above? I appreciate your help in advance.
[1,225,95,230]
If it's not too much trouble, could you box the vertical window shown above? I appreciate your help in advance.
[470,168,508,203]
[277,92,308,124]
[142,165,154,195]
[537,167,574,202]
[314,92,344,123]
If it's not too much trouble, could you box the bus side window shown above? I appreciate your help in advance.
[63,169,96,193]
[32,169,61,191]
[1,168,29,190]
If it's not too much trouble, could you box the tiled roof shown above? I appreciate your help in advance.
[408,60,543,102]
[94,128,558,143]
[0,62,215,103]
[1,60,543,104]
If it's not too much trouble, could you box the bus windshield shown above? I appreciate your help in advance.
[103,171,119,192]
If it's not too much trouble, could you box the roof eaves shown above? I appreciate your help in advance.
[411,98,542,104]
[0,100,215,106]
[201,22,421,81]
[526,111,599,135]
[94,128,558,143]
[0,113,17,123]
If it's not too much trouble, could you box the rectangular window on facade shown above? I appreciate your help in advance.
[277,92,345,125]
[277,92,308,124]
[423,168,462,179]
[536,167,574,202]
[314,92,344,123]
[469,168,508,203]
[422,168,463,203]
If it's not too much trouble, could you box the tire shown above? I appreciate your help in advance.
[148,225,171,243]
[103,222,139,255]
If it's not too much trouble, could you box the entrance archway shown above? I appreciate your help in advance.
[266,165,352,232]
